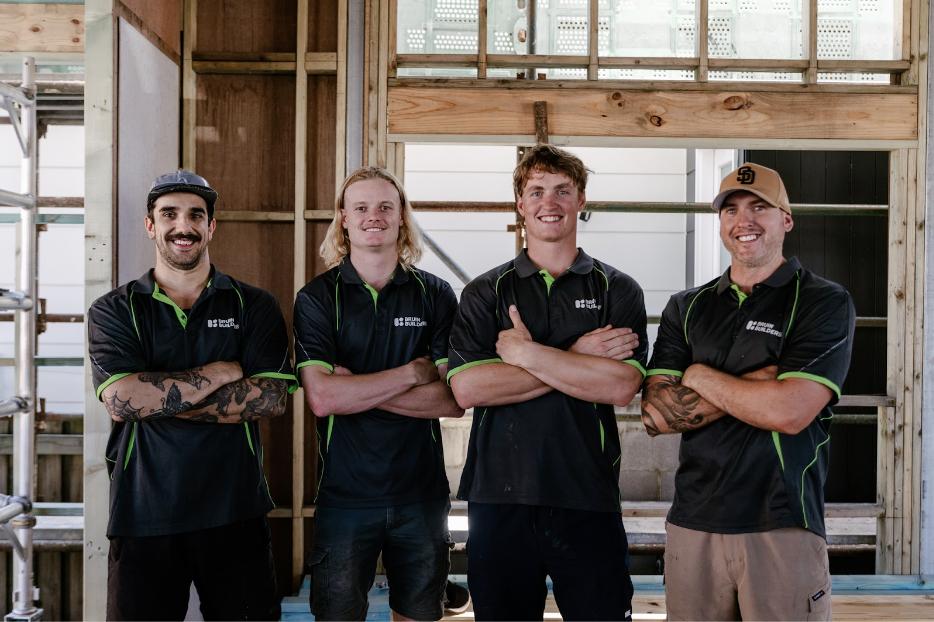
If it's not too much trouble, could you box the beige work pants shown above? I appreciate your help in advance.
[664,522,831,621]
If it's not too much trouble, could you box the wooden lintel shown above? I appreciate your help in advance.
[0,4,84,53]
[388,86,918,141]
[215,210,295,222]
[191,61,296,74]
[192,52,295,62]
[533,101,548,144]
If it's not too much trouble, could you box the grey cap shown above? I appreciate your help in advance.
[147,170,218,218]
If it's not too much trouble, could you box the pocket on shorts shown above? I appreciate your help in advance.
[805,579,831,621]
[307,548,329,615]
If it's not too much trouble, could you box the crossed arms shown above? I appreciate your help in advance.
[641,364,833,436]
[450,305,644,409]
[300,358,464,420]
[101,361,288,424]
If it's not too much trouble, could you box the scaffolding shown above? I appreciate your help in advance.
[0,57,43,622]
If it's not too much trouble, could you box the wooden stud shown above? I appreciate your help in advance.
[84,1,117,617]
[377,0,390,166]
[478,0,488,79]
[807,0,818,84]
[336,0,348,184]
[183,0,197,170]
[697,0,708,83]
[293,0,310,592]
[901,147,918,574]
[364,0,378,166]
[587,0,598,80]
[908,0,921,85]
[387,86,919,142]
[901,0,912,82]
[388,0,398,78]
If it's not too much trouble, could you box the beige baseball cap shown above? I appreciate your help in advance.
[712,163,791,214]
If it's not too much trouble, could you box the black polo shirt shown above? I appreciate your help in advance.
[88,267,296,538]
[448,249,648,513]
[647,257,855,538]
[293,259,457,508]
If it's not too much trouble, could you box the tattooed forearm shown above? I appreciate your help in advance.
[105,392,144,422]
[146,384,194,420]
[241,378,288,421]
[138,368,211,391]
[640,375,726,436]
[182,378,288,423]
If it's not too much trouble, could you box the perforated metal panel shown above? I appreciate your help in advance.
[707,15,735,57]
[493,30,514,53]
[433,31,479,52]
[817,18,853,58]
[434,0,478,26]
[406,28,427,53]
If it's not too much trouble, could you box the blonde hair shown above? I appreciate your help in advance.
[320,167,423,269]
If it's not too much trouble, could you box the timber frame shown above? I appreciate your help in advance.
[70,0,932,614]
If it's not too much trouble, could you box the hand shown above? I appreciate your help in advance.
[742,365,778,381]
[408,357,439,386]
[211,361,243,385]
[496,305,534,367]
[570,325,639,361]
[332,365,353,376]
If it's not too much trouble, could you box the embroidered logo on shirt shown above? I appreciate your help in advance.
[393,316,427,327]
[574,298,601,310]
[745,320,782,337]
[207,317,239,329]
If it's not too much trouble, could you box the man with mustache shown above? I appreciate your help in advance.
[87,170,296,620]
[642,163,856,620]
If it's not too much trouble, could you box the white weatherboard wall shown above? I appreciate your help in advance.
[117,17,180,284]
[0,124,85,415]
[407,145,689,499]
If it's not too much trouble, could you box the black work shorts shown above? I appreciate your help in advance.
[307,498,451,621]
[466,503,633,621]
[106,517,279,621]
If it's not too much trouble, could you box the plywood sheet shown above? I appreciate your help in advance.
[388,87,919,142]
[196,0,296,53]
[118,0,181,57]
[196,75,296,214]
[0,3,84,53]
[309,0,338,53]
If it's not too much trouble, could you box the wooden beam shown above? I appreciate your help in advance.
[477,0,488,79]
[388,86,919,142]
[293,0,309,591]
[306,52,338,74]
[0,4,84,54]
[192,61,296,74]
[215,210,295,222]
[182,0,197,170]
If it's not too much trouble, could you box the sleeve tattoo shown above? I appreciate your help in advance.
[187,377,288,423]
[138,368,211,391]
[641,375,724,437]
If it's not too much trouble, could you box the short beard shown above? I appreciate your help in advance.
[157,239,206,271]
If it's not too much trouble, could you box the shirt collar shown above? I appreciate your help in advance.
[716,256,802,295]
[514,248,594,278]
[131,265,229,294]
[338,257,409,286]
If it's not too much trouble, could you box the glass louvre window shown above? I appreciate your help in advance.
[397,0,479,76]
[600,0,696,59]
[707,0,805,60]
[817,0,896,61]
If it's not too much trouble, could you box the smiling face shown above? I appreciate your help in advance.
[719,190,793,272]
[341,177,403,254]
[146,192,215,271]
[516,170,585,245]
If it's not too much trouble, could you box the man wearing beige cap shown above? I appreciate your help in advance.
[641,163,856,620]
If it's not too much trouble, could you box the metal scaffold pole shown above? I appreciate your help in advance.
[0,56,43,622]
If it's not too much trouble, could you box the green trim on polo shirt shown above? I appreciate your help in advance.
[646,368,684,378]
[124,422,138,470]
[772,431,785,471]
[684,283,717,343]
[434,358,449,367]
[363,283,379,310]
[446,358,503,384]
[800,431,831,529]
[297,360,335,373]
[244,422,255,455]
[777,371,841,398]
[730,283,748,307]
[622,359,647,377]
[785,271,802,336]
[538,269,555,295]
[251,371,299,394]
[96,372,133,400]
[152,283,189,328]
[128,290,142,340]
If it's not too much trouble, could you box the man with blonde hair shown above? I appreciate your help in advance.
[294,167,463,621]
[447,145,647,620]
